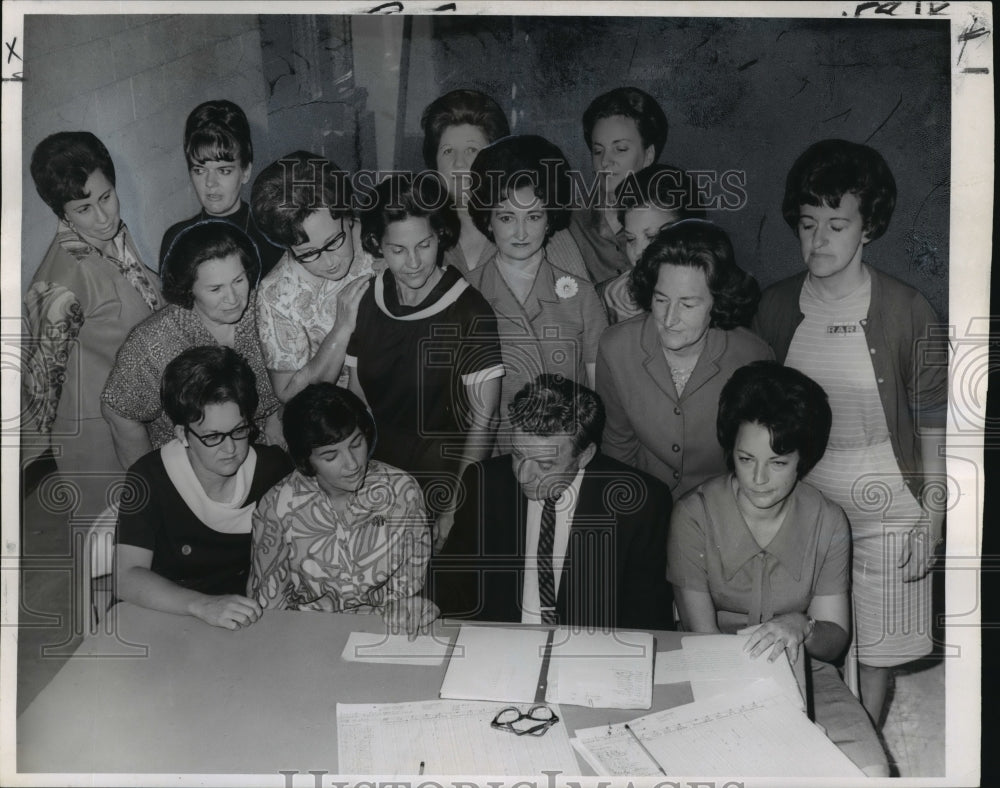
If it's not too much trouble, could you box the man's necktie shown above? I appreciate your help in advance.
[538,496,558,625]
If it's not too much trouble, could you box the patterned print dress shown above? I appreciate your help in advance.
[248,460,431,613]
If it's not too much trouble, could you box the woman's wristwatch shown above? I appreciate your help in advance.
[803,615,816,642]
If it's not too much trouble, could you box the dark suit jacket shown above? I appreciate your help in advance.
[430,453,674,631]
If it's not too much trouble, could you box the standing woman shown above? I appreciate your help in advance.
[466,134,608,444]
[102,221,282,471]
[597,220,771,497]
[754,139,948,725]
[349,173,503,548]
[420,89,590,281]
[420,89,509,276]
[24,131,163,513]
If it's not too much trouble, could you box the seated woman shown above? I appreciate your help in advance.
[252,151,377,402]
[667,361,889,776]
[24,131,163,513]
[602,163,706,324]
[596,220,772,496]
[248,384,437,636]
[420,88,589,281]
[115,345,292,630]
[466,134,608,444]
[569,86,670,289]
[102,220,282,470]
[350,173,503,547]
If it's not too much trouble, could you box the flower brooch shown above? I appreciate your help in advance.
[555,276,579,299]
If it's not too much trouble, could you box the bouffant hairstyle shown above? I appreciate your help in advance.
[160,345,259,429]
[717,361,832,478]
[282,383,377,476]
[161,220,260,308]
[508,374,606,457]
[183,99,253,168]
[614,163,708,224]
[467,135,573,240]
[628,220,760,329]
[30,131,116,218]
[251,151,355,247]
[360,172,460,258]
[781,138,897,241]
[420,88,510,170]
[582,86,669,160]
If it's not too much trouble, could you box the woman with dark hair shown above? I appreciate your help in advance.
[420,88,508,276]
[596,220,771,496]
[420,89,590,281]
[667,361,889,776]
[102,220,281,470]
[466,134,608,446]
[350,173,503,548]
[753,139,948,724]
[248,383,437,635]
[602,163,707,323]
[158,99,283,277]
[252,151,376,403]
[115,345,292,629]
[24,131,163,513]
[570,86,670,288]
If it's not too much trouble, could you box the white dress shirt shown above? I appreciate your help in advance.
[520,469,585,624]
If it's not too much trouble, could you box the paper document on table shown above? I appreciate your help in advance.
[340,631,452,666]
[337,699,579,775]
[573,682,864,777]
[681,634,804,709]
[545,629,653,709]
[439,625,548,703]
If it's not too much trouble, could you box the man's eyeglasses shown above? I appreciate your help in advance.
[186,422,254,447]
[289,222,352,264]
[490,705,559,737]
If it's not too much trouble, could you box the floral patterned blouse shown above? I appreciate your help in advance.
[247,460,431,613]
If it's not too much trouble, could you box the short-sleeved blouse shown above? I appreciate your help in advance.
[667,474,850,628]
[256,249,376,381]
[247,460,431,612]
[466,254,608,435]
[101,293,280,448]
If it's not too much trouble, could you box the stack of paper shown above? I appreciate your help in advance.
[439,625,548,703]
[546,629,654,709]
[654,633,805,710]
[571,682,864,777]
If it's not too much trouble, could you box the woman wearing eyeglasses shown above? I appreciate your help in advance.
[102,220,283,470]
[115,346,292,629]
[250,151,378,403]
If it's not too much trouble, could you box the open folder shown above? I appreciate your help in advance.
[439,624,654,709]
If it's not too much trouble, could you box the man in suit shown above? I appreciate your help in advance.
[431,374,674,631]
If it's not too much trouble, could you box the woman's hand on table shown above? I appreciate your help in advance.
[383,596,440,641]
[743,612,811,665]
[189,594,263,630]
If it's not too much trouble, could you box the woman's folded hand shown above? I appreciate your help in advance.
[190,594,263,630]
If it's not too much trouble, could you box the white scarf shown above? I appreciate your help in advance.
[160,439,258,534]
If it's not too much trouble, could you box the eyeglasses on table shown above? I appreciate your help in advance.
[490,704,559,736]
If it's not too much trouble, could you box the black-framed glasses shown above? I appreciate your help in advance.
[490,705,559,737]
[288,220,353,264]
[186,422,254,447]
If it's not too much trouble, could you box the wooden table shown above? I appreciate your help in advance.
[18,604,702,775]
